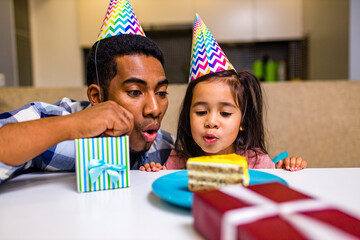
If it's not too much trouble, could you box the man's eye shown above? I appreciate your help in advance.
[156,91,168,97]
[196,111,207,116]
[220,112,232,117]
[128,90,141,96]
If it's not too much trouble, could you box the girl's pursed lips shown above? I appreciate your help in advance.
[203,135,217,144]
[204,133,217,138]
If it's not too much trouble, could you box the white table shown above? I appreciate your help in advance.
[1,168,360,240]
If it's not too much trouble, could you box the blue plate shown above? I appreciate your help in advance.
[152,170,287,208]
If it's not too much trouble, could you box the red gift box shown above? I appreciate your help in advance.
[193,182,360,240]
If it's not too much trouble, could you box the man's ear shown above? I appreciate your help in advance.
[87,84,102,105]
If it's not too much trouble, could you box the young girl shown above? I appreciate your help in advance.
[162,69,306,170]
[140,14,307,172]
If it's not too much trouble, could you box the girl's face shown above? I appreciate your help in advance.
[190,80,242,155]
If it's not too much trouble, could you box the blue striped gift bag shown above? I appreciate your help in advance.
[75,136,130,193]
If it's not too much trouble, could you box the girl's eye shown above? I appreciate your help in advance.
[196,111,207,116]
[127,90,141,96]
[220,112,232,117]
[156,91,168,97]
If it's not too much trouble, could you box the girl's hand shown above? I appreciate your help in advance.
[139,162,167,172]
[275,157,307,171]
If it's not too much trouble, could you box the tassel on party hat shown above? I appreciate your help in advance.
[97,0,145,41]
[189,14,235,81]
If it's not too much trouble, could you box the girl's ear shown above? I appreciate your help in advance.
[87,84,102,105]
[240,125,244,131]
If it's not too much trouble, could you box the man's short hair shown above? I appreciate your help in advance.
[86,34,164,100]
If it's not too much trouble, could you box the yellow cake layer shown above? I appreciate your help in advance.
[187,154,249,188]
[187,153,247,166]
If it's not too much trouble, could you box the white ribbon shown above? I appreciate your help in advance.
[220,184,357,240]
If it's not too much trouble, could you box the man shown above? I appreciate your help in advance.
[0,33,174,184]
[86,34,174,170]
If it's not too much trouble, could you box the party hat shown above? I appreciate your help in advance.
[97,0,145,41]
[189,14,235,81]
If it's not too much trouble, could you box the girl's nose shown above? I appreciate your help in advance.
[205,112,219,129]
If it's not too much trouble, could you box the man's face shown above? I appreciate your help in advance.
[108,55,168,152]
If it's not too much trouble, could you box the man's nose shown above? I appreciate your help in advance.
[205,112,219,129]
[143,93,161,118]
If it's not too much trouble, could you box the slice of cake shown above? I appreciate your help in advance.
[187,153,249,192]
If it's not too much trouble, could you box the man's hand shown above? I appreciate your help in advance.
[67,101,134,139]
[0,101,134,166]
[139,162,166,172]
[275,157,307,171]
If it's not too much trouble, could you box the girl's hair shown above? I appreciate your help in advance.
[175,70,267,158]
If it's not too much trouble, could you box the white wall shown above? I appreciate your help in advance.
[350,0,360,80]
[0,0,18,86]
[303,0,349,80]
[29,0,83,87]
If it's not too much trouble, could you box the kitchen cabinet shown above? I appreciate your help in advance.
[77,0,111,47]
[256,0,303,41]
[195,0,255,42]
[134,0,194,27]
[195,0,302,42]
[77,0,303,47]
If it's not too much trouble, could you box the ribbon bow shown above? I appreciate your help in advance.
[88,159,126,185]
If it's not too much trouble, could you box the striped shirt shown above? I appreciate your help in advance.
[0,97,174,184]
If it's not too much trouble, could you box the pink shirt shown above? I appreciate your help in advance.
[164,149,275,170]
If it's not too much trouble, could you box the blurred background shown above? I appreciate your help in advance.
[0,0,359,87]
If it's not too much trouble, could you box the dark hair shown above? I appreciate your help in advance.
[175,70,267,158]
[86,34,164,100]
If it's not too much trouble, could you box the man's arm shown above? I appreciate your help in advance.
[0,101,133,166]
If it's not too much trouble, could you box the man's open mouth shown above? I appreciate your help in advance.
[142,129,158,142]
